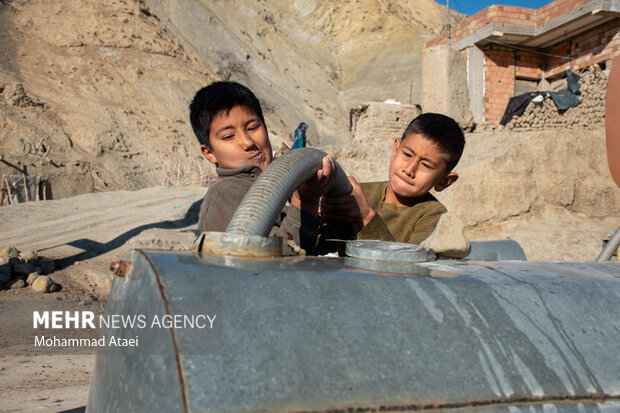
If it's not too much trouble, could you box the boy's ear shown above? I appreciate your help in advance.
[391,139,400,158]
[200,144,218,166]
[434,172,458,192]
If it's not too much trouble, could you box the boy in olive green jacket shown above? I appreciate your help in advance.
[322,113,464,245]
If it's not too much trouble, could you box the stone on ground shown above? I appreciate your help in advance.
[10,278,26,289]
[0,246,19,258]
[21,249,38,262]
[0,272,11,287]
[0,263,10,276]
[421,213,471,259]
[26,272,41,285]
[32,276,52,293]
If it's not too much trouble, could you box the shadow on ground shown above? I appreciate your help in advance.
[53,200,201,270]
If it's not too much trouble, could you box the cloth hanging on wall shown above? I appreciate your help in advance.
[500,92,545,125]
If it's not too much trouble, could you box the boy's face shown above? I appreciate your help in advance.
[385,133,458,206]
[201,105,272,170]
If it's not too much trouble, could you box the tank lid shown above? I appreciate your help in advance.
[345,240,435,263]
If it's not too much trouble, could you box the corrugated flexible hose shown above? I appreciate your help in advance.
[226,148,352,236]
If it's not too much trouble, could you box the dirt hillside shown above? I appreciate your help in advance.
[0,0,219,197]
[148,0,456,144]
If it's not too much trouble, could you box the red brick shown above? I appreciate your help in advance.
[486,107,499,115]
[486,107,505,113]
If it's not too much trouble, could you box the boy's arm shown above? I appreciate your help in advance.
[320,176,375,227]
[319,176,397,248]
[356,215,396,242]
[290,155,337,216]
[406,203,446,245]
[361,197,446,245]
[360,195,447,245]
[273,204,322,254]
[198,179,248,232]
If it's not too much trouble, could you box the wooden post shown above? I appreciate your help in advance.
[23,170,29,202]
[4,178,13,205]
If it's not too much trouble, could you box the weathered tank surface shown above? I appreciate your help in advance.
[88,248,620,412]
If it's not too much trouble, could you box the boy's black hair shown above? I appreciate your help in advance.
[401,113,465,171]
[189,81,265,148]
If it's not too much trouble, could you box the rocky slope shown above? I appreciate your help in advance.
[150,0,458,143]
[0,0,220,196]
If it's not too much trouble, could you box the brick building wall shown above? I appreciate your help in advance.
[484,45,516,123]
[426,5,537,49]
[426,0,620,124]
[546,20,620,78]
[536,0,592,24]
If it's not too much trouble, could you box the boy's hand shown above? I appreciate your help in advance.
[320,176,375,227]
[291,155,337,215]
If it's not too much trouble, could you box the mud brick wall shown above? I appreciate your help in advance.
[505,71,608,129]
[482,19,618,125]
[350,102,421,144]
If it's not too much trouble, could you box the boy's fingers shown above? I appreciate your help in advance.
[321,195,352,205]
[321,201,348,211]
[323,155,334,179]
[324,213,358,222]
[312,156,328,183]
[347,175,360,189]
[328,155,335,171]
[314,155,336,191]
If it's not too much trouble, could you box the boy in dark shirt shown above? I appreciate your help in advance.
[189,81,335,253]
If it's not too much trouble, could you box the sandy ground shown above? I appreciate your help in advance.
[0,186,205,412]
[0,355,94,412]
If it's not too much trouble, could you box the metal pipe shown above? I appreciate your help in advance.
[597,227,620,261]
[226,148,351,236]
[464,240,527,261]
[446,0,451,45]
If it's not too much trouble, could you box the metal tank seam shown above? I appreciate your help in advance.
[137,250,190,413]
[290,393,620,412]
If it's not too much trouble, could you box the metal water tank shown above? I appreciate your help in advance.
[88,249,620,412]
